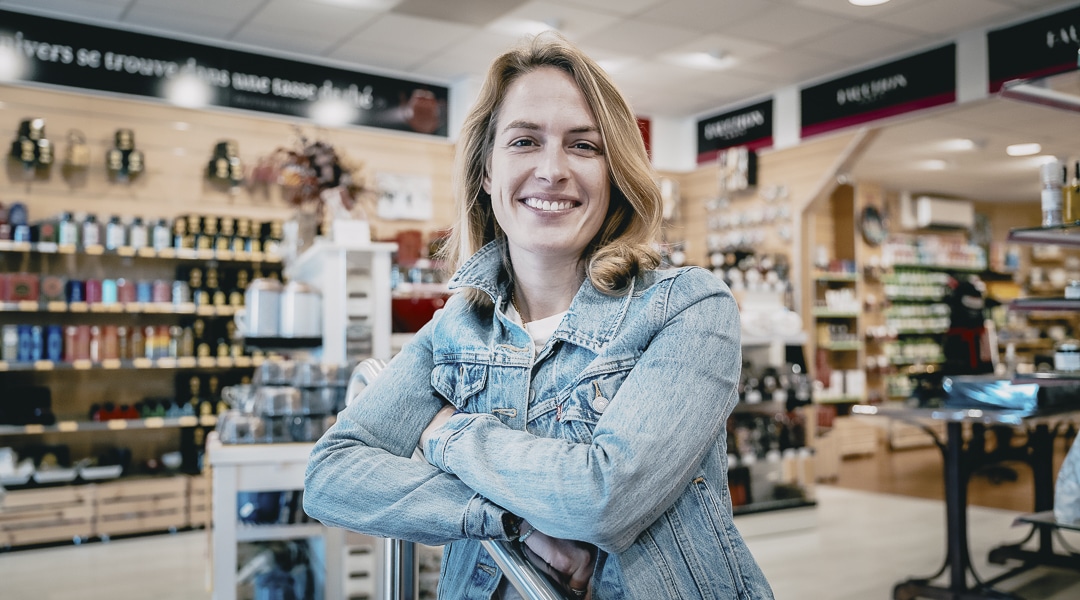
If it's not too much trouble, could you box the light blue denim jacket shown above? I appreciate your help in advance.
[305,241,774,599]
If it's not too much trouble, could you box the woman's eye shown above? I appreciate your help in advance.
[509,139,536,147]
[573,142,602,154]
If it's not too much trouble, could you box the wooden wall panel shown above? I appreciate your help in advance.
[0,84,457,241]
[664,131,859,268]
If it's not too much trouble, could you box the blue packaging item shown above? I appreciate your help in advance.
[17,325,33,362]
[7,202,28,226]
[101,279,118,304]
[45,325,63,362]
[29,326,43,361]
[942,375,1040,415]
[65,279,85,302]
[13,224,31,242]
[136,280,153,303]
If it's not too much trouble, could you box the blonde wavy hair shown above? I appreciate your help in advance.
[442,32,662,304]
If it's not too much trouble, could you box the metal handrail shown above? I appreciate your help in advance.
[346,358,568,600]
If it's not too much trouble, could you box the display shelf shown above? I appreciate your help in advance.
[1006,223,1080,246]
[890,262,986,273]
[890,356,945,366]
[814,396,864,404]
[819,341,863,351]
[893,327,949,335]
[0,240,281,263]
[1009,297,1080,312]
[811,308,860,318]
[813,272,859,282]
[741,332,808,347]
[0,355,259,372]
[0,301,238,316]
[0,415,216,436]
[235,523,327,542]
[242,336,322,350]
[207,432,345,600]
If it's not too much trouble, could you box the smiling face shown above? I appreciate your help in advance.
[483,66,611,266]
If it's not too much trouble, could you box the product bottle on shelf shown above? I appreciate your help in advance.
[153,218,171,251]
[193,318,211,357]
[1066,161,1080,225]
[82,214,101,248]
[234,218,252,253]
[229,268,249,307]
[173,217,191,250]
[1042,159,1065,227]
[199,216,217,251]
[206,267,227,306]
[129,216,148,249]
[189,267,209,306]
[58,212,78,246]
[130,326,145,359]
[105,215,126,250]
[180,324,195,357]
[217,216,236,252]
[187,215,205,250]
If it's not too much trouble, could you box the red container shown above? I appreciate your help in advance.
[392,295,448,333]
[151,279,171,304]
[84,279,102,304]
[8,273,39,302]
[116,278,136,304]
[74,325,91,361]
[64,325,78,362]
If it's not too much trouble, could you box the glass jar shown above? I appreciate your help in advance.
[1054,339,1080,372]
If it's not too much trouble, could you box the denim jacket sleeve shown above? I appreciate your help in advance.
[423,268,741,553]
[303,312,511,546]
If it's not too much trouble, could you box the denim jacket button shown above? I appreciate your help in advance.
[590,395,609,413]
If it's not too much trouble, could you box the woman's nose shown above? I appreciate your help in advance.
[534,145,570,184]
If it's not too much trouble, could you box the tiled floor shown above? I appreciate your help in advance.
[2,485,1079,599]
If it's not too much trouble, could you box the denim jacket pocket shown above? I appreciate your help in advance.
[560,365,632,439]
[431,362,488,410]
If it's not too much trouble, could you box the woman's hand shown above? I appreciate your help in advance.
[518,520,595,598]
[419,404,457,449]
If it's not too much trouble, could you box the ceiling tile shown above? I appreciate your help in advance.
[235,0,378,42]
[723,5,851,46]
[876,0,1019,35]
[122,6,251,40]
[331,13,476,59]
[636,0,779,33]
[662,33,780,63]
[391,0,526,25]
[729,50,847,85]
[580,19,700,58]
[798,21,926,60]
[548,0,665,16]
[794,0,933,21]
[410,30,521,79]
[130,0,264,22]
[2,0,129,21]
[489,1,622,40]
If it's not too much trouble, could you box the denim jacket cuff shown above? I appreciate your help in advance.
[463,493,510,540]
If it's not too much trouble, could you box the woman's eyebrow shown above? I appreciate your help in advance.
[502,120,599,135]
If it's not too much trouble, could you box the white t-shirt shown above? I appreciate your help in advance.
[507,302,566,350]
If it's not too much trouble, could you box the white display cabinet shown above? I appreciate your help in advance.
[284,240,397,363]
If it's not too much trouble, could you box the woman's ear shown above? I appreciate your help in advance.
[482,173,491,195]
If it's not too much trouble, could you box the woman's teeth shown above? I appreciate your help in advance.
[523,198,573,211]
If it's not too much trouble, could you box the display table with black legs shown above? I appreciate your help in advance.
[853,384,1080,600]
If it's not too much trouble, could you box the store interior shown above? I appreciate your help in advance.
[3,1,1080,599]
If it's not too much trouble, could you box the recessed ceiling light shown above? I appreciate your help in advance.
[668,50,736,71]
[1006,143,1042,156]
[849,0,891,6]
[488,17,559,37]
[916,159,948,170]
[939,138,978,151]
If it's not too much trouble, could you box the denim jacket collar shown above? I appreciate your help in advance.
[447,240,634,354]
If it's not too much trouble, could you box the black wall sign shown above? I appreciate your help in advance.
[988,5,1080,93]
[696,99,772,165]
[0,9,450,136]
[801,44,956,138]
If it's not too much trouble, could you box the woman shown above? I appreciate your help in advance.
[305,32,774,599]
